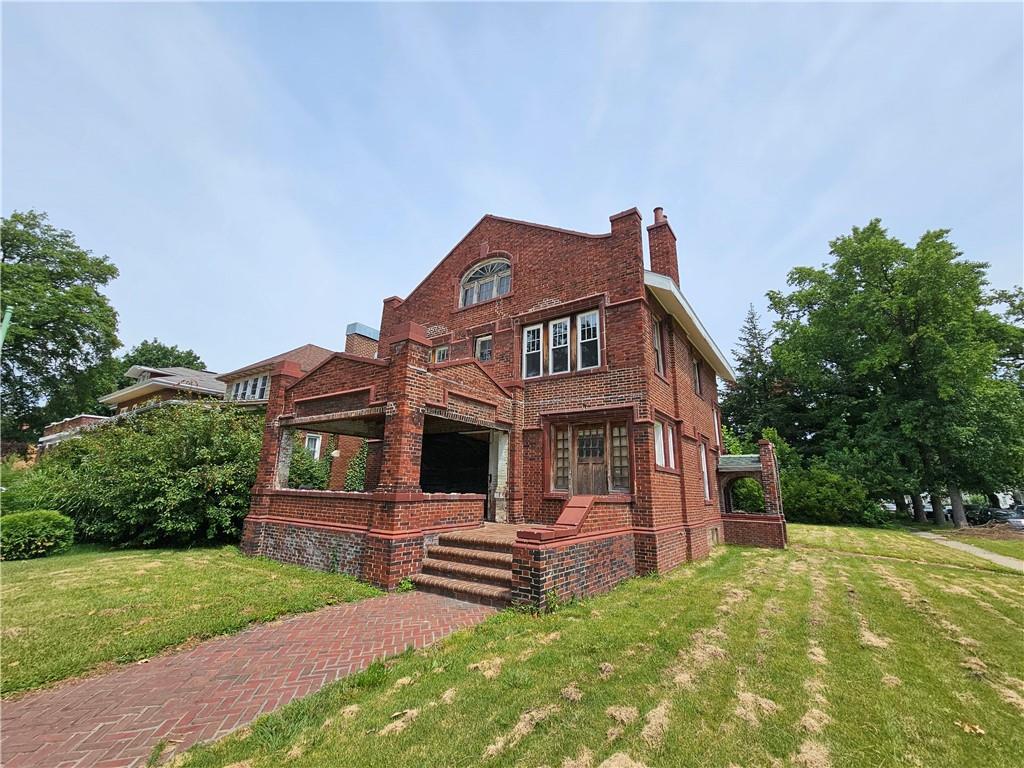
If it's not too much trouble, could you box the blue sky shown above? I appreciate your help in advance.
[4,2,1022,374]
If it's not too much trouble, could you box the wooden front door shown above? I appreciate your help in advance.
[574,425,608,495]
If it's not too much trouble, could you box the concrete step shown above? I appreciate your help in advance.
[421,557,513,587]
[410,573,512,607]
[426,545,514,569]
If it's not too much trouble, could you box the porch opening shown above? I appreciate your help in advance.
[420,431,490,493]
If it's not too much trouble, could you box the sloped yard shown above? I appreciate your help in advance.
[176,526,1024,768]
[0,545,379,696]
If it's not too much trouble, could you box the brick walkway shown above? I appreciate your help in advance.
[0,592,494,768]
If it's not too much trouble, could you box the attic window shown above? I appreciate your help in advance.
[461,257,511,307]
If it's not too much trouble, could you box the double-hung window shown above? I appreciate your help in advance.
[653,317,665,375]
[549,317,569,374]
[231,382,241,400]
[475,335,493,362]
[692,357,702,395]
[522,325,542,379]
[654,419,677,469]
[433,346,449,363]
[700,441,711,500]
[577,310,600,370]
[257,375,268,400]
[304,433,322,459]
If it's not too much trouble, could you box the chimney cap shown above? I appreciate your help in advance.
[653,207,667,225]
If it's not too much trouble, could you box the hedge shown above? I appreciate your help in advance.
[0,510,75,560]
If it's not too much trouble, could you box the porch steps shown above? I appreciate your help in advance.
[411,528,517,606]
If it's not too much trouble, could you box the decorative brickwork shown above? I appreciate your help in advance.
[243,207,741,603]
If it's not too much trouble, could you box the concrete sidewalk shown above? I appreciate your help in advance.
[0,591,494,768]
[913,531,1024,572]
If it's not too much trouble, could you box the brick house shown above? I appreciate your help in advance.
[242,207,785,607]
[98,365,225,413]
[217,331,379,489]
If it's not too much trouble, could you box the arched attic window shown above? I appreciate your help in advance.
[460,256,511,307]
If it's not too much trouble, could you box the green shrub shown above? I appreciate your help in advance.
[24,403,263,547]
[1,458,41,514]
[344,439,368,491]
[287,434,334,490]
[0,509,74,559]
[781,461,886,527]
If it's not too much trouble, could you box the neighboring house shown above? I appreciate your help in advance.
[98,366,225,413]
[37,414,109,454]
[218,329,379,488]
[37,366,225,453]
[241,207,785,607]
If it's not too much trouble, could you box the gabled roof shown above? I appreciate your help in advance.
[644,271,736,383]
[99,366,225,405]
[217,344,335,382]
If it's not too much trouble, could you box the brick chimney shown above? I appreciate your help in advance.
[647,207,679,286]
[344,322,380,359]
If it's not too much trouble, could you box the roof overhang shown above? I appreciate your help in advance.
[98,379,223,405]
[644,270,736,383]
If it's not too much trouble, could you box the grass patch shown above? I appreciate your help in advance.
[176,533,1023,768]
[788,522,1016,572]
[0,545,379,696]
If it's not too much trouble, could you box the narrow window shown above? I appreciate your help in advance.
[666,423,676,469]
[477,279,494,303]
[692,357,702,395]
[304,434,322,459]
[498,273,511,295]
[462,285,475,307]
[475,335,493,362]
[700,441,711,501]
[257,375,268,400]
[553,426,570,491]
[433,346,449,363]
[611,424,630,491]
[250,378,261,399]
[654,420,666,466]
[577,310,600,370]
[523,324,542,379]
[232,382,241,400]
[714,410,721,449]
[653,317,665,375]
[549,317,569,374]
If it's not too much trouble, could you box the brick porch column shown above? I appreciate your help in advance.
[252,361,304,493]
[757,439,783,517]
[377,323,430,493]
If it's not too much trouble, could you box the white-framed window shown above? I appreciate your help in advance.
[460,257,511,308]
[654,421,665,466]
[522,324,542,379]
[654,419,676,469]
[475,335,493,362]
[714,409,721,449]
[577,310,600,370]
[692,357,702,395]
[433,346,449,363]
[549,317,570,374]
[304,433,322,459]
[700,441,711,500]
[229,374,270,401]
[653,317,665,375]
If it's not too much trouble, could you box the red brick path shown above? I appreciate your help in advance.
[0,592,494,768]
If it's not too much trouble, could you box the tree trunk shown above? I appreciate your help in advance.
[949,484,968,528]
[987,492,1002,509]
[929,493,946,526]
[911,493,927,524]
[895,495,909,518]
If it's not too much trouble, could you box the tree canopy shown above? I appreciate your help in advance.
[1,211,120,438]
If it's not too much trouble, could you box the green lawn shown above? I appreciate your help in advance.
[176,525,1024,768]
[0,545,379,696]
[941,530,1024,562]
[788,522,1017,572]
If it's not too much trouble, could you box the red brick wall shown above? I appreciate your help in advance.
[722,513,787,549]
[42,415,107,436]
[345,333,379,359]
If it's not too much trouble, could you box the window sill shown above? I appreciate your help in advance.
[543,492,633,502]
[454,292,514,313]
[655,465,680,476]
[653,369,670,385]
[522,364,608,384]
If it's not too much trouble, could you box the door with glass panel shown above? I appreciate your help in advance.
[574,424,608,495]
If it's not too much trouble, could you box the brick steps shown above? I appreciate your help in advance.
[421,558,513,587]
[410,573,512,607]
[427,545,513,569]
[413,529,517,606]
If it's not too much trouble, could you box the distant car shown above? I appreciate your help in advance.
[881,502,898,513]
[965,505,990,526]
[991,507,1024,523]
